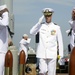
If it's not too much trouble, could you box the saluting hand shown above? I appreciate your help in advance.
[38,15,44,24]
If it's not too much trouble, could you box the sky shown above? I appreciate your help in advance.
[13,0,75,55]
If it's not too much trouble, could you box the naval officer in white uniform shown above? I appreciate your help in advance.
[0,4,9,75]
[30,8,64,75]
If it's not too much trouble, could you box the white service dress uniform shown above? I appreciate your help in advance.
[30,21,64,75]
[19,38,31,61]
[0,10,9,75]
[69,20,75,50]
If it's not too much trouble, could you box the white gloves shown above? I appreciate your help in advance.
[38,15,44,24]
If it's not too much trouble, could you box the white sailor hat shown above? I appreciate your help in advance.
[42,8,54,16]
[0,4,7,11]
[23,34,28,37]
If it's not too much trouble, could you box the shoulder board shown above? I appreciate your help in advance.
[54,23,57,25]
[41,22,45,24]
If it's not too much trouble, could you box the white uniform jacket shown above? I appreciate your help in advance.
[69,20,75,31]
[30,22,64,59]
[19,38,31,59]
[0,12,9,53]
[69,20,75,47]
[70,30,75,47]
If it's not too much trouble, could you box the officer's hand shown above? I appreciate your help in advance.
[38,15,44,24]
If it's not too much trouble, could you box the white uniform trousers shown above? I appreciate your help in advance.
[39,58,56,75]
[0,53,5,75]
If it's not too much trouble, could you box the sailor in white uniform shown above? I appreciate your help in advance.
[19,34,31,61]
[0,4,9,75]
[30,8,64,75]
[67,7,75,50]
